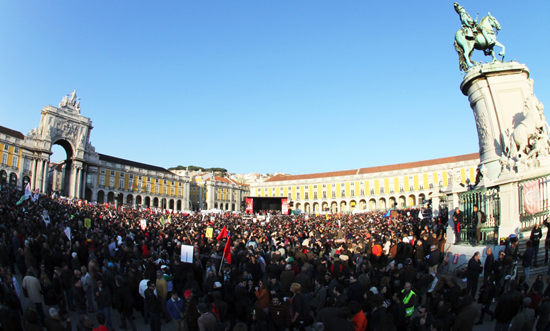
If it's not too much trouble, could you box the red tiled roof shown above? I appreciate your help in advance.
[264,153,479,182]
[0,126,25,140]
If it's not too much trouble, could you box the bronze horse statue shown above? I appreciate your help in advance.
[454,13,506,71]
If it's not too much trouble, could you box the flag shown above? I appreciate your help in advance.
[223,235,231,264]
[24,183,31,200]
[217,226,228,241]
[64,227,71,240]
[16,183,32,206]
[419,209,424,220]
[383,209,391,218]
[166,215,172,224]
[159,216,165,226]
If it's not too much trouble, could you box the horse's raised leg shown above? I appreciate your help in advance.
[495,40,505,58]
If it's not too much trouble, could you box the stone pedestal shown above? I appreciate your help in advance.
[460,62,540,180]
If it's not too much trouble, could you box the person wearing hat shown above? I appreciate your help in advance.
[197,303,217,331]
[183,290,199,331]
[45,308,71,331]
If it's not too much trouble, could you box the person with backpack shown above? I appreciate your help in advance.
[473,205,485,246]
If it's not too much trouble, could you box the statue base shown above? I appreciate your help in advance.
[460,61,539,181]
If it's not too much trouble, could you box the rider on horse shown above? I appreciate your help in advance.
[454,3,491,46]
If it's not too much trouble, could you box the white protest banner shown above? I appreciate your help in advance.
[180,245,194,263]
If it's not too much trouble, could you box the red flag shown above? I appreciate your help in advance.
[223,235,231,264]
[217,226,228,241]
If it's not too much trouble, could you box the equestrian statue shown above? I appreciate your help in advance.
[453,3,506,71]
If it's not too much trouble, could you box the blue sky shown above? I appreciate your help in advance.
[1,1,549,175]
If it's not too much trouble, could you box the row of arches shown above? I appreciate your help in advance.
[295,193,430,214]
[90,189,185,211]
[0,170,30,189]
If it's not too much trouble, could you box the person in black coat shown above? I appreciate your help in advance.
[466,252,482,298]
[144,281,162,331]
[484,246,495,284]
[95,279,113,331]
[494,280,521,330]
[115,279,136,331]
[531,222,543,267]
[444,277,461,313]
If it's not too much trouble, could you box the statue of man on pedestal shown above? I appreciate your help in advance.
[454,3,490,45]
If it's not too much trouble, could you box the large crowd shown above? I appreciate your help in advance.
[0,185,548,331]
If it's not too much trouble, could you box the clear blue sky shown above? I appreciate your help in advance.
[1,1,549,175]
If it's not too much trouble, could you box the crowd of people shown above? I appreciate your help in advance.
[0,185,548,331]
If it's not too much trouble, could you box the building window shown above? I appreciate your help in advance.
[305,192,309,199]
[146,183,151,192]
[323,184,326,188]
[341,190,346,197]
[110,170,115,176]
[179,188,182,195]
[171,187,175,195]
[297,192,300,200]
[380,187,384,194]
[360,189,364,196]
[100,176,105,186]
[14,147,19,153]
[322,191,326,199]
[332,191,336,198]
[351,190,355,197]
[288,193,292,199]
[3,145,8,151]
[101,169,105,174]
[314,192,317,199]
[12,156,18,168]
[272,190,276,197]
[119,178,124,189]
[109,177,114,188]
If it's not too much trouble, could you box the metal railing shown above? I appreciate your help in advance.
[458,187,500,244]
[519,175,550,230]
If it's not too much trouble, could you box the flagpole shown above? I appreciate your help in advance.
[218,253,224,275]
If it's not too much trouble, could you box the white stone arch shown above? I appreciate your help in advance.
[408,194,416,207]
[340,200,347,212]
[379,197,387,210]
[331,201,338,213]
[369,198,377,210]
[399,195,406,208]
[419,193,426,205]
[313,202,319,213]
[389,196,396,209]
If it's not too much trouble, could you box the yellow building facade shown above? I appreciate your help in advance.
[250,153,480,213]
[92,154,190,210]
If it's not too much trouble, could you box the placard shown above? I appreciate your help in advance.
[180,245,194,263]
[205,227,213,239]
[84,218,91,228]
